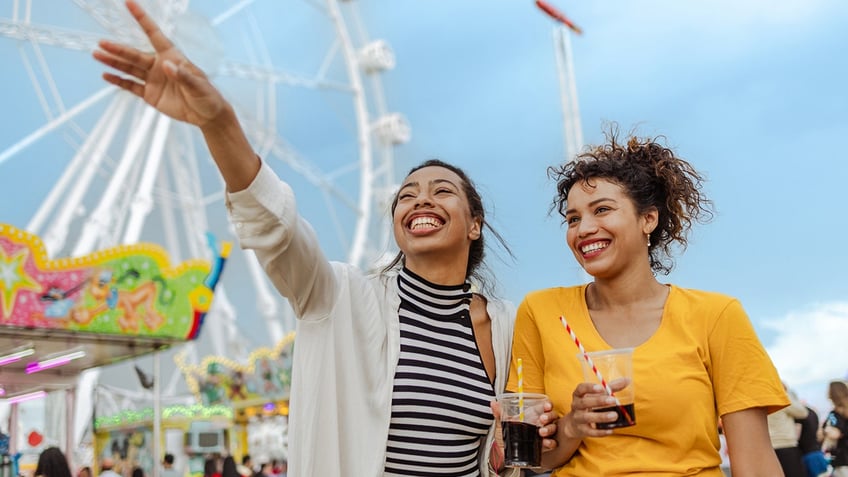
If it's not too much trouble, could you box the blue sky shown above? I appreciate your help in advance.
[2,0,847,414]
[366,0,848,413]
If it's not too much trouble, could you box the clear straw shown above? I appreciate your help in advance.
[560,315,634,426]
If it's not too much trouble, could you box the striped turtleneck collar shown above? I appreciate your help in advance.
[397,267,472,318]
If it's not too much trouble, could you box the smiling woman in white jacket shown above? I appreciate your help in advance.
[227,159,522,476]
[92,2,558,475]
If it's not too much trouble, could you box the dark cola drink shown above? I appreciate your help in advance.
[502,421,542,467]
[594,403,636,430]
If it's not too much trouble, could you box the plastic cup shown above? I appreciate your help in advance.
[579,348,636,429]
[498,392,547,468]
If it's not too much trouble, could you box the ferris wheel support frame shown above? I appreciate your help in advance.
[123,114,173,243]
[29,93,130,254]
[325,0,373,268]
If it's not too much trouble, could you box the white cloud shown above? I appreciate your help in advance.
[764,301,848,411]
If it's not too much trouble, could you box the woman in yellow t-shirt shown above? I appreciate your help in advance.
[508,127,789,476]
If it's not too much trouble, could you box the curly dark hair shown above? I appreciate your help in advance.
[383,159,512,293]
[548,125,713,275]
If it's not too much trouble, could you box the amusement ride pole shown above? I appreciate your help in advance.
[553,25,584,162]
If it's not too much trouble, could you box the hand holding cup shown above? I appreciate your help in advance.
[494,393,559,468]
[560,380,631,439]
[93,0,228,127]
[578,348,636,430]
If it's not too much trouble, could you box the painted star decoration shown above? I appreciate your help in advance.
[0,247,41,319]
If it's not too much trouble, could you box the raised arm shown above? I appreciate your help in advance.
[93,0,259,191]
[94,1,340,318]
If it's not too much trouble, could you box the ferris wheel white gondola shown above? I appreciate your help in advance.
[0,0,408,449]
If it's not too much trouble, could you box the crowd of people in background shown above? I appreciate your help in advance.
[26,379,845,477]
[26,393,846,477]
[202,454,286,477]
[721,378,848,477]
[28,449,288,477]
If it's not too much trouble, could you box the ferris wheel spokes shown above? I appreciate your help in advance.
[123,114,172,244]
[72,104,158,256]
[1,1,408,426]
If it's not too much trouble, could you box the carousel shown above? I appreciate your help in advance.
[0,224,228,477]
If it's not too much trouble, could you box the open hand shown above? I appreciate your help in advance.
[92,0,227,126]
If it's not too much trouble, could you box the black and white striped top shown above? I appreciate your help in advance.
[384,268,496,476]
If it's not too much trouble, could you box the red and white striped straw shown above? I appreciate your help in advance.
[560,315,633,425]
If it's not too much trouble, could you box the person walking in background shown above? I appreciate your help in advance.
[824,380,848,477]
[796,404,830,477]
[508,127,789,475]
[221,457,238,477]
[91,2,558,475]
[98,458,120,477]
[252,463,271,477]
[267,460,280,477]
[130,467,144,477]
[160,454,180,477]
[202,458,220,477]
[767,383,808,477]
[34,447,73,477]
[235,456,252,477]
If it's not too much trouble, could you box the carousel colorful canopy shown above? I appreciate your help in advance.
[0,223,229,399]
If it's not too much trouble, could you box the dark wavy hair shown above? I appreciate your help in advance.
[548,125,713,275]
[34,447,72,477]
[382,159,512,293]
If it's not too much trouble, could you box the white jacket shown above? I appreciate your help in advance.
[226,162,516,477]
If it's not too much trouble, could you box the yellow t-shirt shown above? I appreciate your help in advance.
[508,284,789,476]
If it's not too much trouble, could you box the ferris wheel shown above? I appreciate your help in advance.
[0,0,408,445]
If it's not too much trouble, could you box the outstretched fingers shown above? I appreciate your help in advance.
[93,43,149,82]
[97,39,154,69]
[125,0,175,53]
[102,72,145,98]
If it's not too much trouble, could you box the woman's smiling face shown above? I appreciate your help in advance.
[392,165,481,267]
[565,178,656,279]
